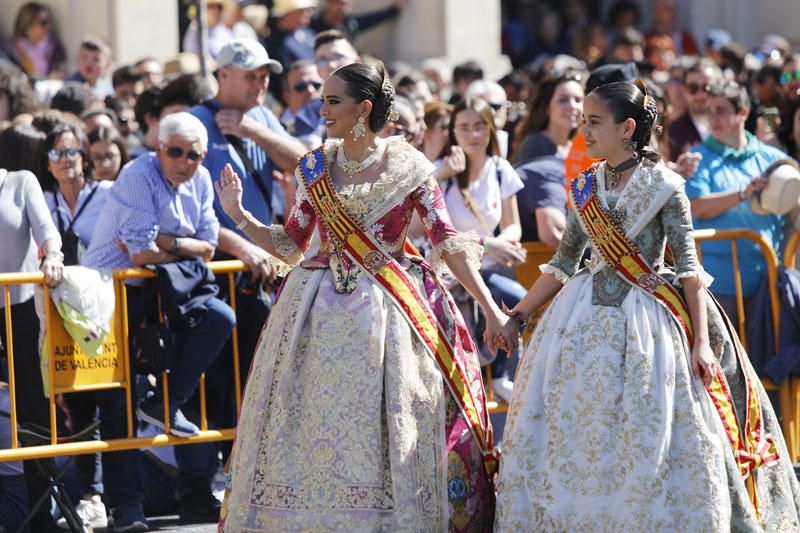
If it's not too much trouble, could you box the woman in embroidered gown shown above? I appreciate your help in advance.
[214,63,511,531]
[495,80,800,531]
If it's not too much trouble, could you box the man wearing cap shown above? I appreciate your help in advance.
[686,80,799,323]
[188,37,305,452]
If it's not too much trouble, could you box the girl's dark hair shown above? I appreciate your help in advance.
[88,125,130,171]
[516,73,583,140]
[331,62,395,132]
[0,123,45,173]
[40,123,91,192]
[0,61,40,119]
[589,80,660,162]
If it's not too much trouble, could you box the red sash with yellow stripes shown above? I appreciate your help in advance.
[571,167,778,512]
[298,147,497,476]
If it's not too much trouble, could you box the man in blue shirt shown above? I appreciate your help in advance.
[83,112,236,526]
[189,38,305,284]
[685,80,799,323]
[188,38,305,458]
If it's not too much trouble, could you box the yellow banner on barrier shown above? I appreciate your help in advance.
[43,296,125,392]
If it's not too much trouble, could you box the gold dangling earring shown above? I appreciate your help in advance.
[350,116,366,141]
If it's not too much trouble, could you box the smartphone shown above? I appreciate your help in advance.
[762,107,780,132]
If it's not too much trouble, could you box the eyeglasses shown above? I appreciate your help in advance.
[91,152,120,163]
[686,83,710,95]
[292,80,322,93]
[165,146,202,161]
[780,71,800,86]
[487,102,507,112]
[47,148,81,162]
[455,123,488,135]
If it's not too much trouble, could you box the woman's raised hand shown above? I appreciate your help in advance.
[214,163,245,219]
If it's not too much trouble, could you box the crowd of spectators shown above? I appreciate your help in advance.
[0,0,800,531]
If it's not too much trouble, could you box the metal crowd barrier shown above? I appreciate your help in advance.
[0,260,247,463]
[781,230,800,462]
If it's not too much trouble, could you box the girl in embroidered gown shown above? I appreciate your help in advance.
[214,63,511,532]
[495,81,800,532]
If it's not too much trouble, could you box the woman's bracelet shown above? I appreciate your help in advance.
[504,308,529,329]
[236,212,251,231]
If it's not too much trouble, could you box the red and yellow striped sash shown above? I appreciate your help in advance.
[298,147,497,476]
[571,168,777,512]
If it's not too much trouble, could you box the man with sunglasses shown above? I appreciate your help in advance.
[668,58,721,161]
[780,54,800,105]
[83,112,235,526]
[280,59,326,147]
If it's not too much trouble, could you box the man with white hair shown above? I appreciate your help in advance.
[465,79,510,156]
[83,112,235,525]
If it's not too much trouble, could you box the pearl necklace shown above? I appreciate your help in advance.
[336,142,386,175]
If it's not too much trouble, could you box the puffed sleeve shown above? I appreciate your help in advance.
[541,207,589,283]
[412,175,483,277]
[661,187,714,287]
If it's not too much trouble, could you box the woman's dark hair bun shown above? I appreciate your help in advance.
[332,61,395,132]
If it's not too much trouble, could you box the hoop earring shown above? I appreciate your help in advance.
[350,116,366,141]
[622,138,638,153]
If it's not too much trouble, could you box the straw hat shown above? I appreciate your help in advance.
[271,0,318,18]
[751,160,800,216]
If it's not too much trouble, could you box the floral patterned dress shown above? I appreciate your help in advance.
[495,160,800,532]
[219,137,495,532]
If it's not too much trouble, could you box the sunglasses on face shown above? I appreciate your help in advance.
[165,146,202,161]
[685,83,710,95]
[292,80,322,93]
[488,102,506,111]
[47,148,81,162]
[780,71,800,85]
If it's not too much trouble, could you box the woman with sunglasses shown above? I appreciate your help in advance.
[216,62,513,531]
[3,2,66,79]
[495,80,800,531]
[41,124,112,266]
[512,73,584,163]
[438,97,527,403]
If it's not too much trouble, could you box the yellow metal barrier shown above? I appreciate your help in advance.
[782,230,800,462]
[0,260,248,462]
[693,228,796,461]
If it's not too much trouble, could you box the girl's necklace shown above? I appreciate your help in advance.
[606,157,638,189]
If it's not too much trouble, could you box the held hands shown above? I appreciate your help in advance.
[483,307,517,355]
[691,339,718,386]
[484,237,527,267]
[214,164,245,220]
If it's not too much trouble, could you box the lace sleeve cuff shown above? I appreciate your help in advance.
[539,263,571,284]
[268,224,303,276]
[428,230,483,278]
[674,268,714,289]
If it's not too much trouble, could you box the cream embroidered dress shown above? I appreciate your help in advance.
[219,137,496,532]
[495,160,800,532]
